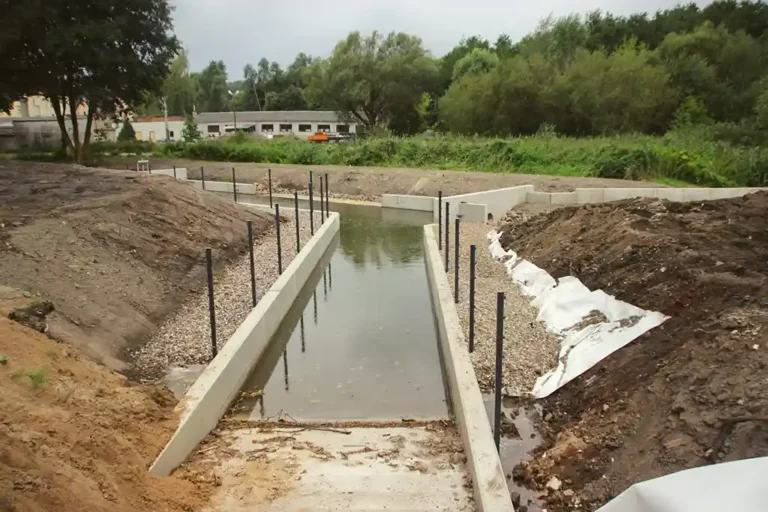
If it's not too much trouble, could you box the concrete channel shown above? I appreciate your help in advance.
[148,185,511,510]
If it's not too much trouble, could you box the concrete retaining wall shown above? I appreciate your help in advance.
[387,185,765,224]
[187,179,258,195]
[458,202,488,223]
[381,194,435,211]
[423,224,513,512]
[437,185,533,222]
[146,167,188,180]
[150,213,341,476]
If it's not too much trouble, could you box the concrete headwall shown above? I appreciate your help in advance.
[423,224,513,512]
[150,213,341,476]
[437,185,534,223]
[381,193,435,211]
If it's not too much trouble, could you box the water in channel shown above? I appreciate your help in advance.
[234,202,449,422]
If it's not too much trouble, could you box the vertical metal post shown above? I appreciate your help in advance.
[454,217,460,303]
[444,202,450,272]
[313,290,318,324]
[232,167,237,202]
[248,221,256,307]
[469,245,476,353]
[173,164,177,179]
[294,191,300,253]
[148,162,152,174]
[319,175,325,223]
[438,191,443,249]
[275,205,282,274]
[268,168,273,208]
[325,173,330,216]
[328,262,332,291]
[309,181,315,235]
[494,291,505,452]
[201,166,206,190]
[206,249,217,359]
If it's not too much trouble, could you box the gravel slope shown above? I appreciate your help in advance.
[133,210,323,378]
[444,221,560,396]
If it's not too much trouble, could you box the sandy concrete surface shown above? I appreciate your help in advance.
[183,425,473,511]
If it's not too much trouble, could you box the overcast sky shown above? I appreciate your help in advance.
[171,0,712,77]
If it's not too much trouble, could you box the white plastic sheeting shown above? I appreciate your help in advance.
[597,457,768,512]
[488,232,668,398]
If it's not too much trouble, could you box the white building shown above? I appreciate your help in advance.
[194,111,360,140]
[117,116,185,142]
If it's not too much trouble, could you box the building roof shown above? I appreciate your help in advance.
[135,116,184,122]
[195,111,349,124]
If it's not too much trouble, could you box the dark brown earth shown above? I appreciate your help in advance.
[498,192,768,511]
[0,160,271,372]
[100,157,666,201]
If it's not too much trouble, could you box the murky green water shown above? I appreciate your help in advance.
[235,202,449,422]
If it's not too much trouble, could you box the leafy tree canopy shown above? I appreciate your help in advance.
[0,0,179,161]
[304,31,438,131]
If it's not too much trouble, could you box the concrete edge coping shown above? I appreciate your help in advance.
[149,213,341,476]
[422,224,514,512]
[271,192,381,207]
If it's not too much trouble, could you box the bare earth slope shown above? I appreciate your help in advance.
[0,161,270,372]
[498,193,768,511]
[0,313,215,512]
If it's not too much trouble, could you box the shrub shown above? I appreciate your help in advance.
[117,120,136,141]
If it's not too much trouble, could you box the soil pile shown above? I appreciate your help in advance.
[498,193,768,511]
[0,161,270,373]
[0,311,215,511]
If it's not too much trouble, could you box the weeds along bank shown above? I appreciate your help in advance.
[85,133,763,187]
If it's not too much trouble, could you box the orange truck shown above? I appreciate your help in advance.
[307,132,351,143]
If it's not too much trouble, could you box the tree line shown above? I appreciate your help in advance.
[3,0,768,165]
[145,0,768,138]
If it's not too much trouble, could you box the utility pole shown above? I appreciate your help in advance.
[161,97,170,141]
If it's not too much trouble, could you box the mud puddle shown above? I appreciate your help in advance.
[484,395,545,511]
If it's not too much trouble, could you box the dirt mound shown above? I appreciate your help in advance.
[498,192,768,511]
[0,313,216,511]
[0,161,270,373]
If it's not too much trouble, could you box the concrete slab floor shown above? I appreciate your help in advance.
[184,426,473,511]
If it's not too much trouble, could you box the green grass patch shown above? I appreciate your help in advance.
[155,133,767,187]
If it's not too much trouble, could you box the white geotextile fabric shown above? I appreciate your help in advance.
[488,231,668,398]
[597,457,768,512]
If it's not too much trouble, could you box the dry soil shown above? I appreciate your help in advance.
[101,157,666,201]
[0,160,271,373]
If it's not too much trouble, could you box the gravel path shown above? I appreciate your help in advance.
[443,221,560,396]
[133,209,324,379]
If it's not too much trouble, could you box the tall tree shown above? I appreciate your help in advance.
[304,31,438,130]
[0,0,178,162]
[164,51,197,115]
[232,64,261,111]
[452,48,499,81]
[197,60,229,112]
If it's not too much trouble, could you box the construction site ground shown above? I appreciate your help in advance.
[3,158,766,511]
[0,161,276,510]
[183,421,472,511]
[496,193,768,511]
[101,157,666,202]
